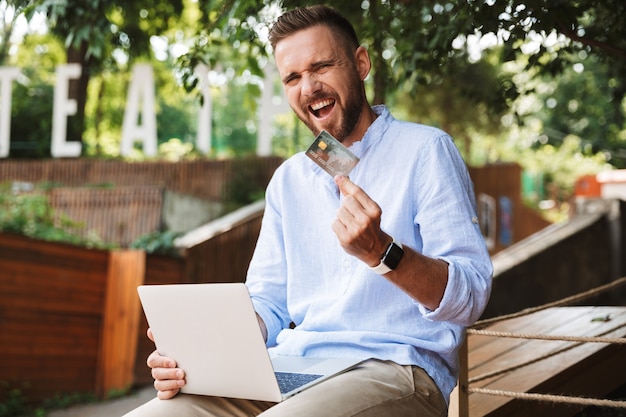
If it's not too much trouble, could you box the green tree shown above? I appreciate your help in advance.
[178,1,507,108]
[8,32,65,156]
[176,1,625,164]
[32,0,185,148]
[0,0,35,64]
[527,53,626,167]
[468,0,626,167]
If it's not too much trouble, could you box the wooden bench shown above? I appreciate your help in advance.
[449,306,626,417]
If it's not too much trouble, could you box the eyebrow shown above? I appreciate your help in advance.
[281,58,339,84]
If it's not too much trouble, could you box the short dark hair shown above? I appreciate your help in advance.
[269,5,360,54]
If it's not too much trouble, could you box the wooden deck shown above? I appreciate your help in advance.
[449,306,626,417]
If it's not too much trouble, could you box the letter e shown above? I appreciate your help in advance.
[51,64,82,157]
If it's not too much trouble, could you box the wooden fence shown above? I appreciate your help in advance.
[48,186,164,248]
[0,157,283,201]
[1,157,283,248]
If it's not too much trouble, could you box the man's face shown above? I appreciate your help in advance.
[273,25,367,143]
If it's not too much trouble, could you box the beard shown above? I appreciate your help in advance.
[296,75,366,143]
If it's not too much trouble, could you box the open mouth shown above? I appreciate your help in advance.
[309,98,335,119]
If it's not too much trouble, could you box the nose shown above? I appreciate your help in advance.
[301,73,321,97]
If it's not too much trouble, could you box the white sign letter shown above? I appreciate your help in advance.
[195,64,212,155]
[0,67,20,158]
[121,64,157,157]
[51,64,82,157]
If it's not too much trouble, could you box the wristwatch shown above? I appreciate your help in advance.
[368,238,404,275]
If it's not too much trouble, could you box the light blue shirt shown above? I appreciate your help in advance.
[246,105,492,402]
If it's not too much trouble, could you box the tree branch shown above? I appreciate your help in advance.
[556,20,626,60]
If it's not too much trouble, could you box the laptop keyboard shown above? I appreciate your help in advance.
[275,372,323,394]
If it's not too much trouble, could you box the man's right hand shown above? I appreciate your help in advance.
[147,328,186,400]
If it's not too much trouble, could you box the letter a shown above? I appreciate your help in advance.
[121,64,157,157]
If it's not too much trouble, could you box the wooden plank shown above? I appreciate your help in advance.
[448,337,469,417]
[96,250,145,398]
[467,307,626,417]
[469,308,595,377]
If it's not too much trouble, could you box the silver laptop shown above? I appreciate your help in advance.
[137,283,363,402]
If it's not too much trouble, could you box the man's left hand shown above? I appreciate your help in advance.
[332,175,391,267]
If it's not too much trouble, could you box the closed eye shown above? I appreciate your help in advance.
[283,73,300,86]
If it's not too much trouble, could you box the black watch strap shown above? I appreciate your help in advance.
[368,238,404,275]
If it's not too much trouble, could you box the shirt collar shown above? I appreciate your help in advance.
[347,105,392,159]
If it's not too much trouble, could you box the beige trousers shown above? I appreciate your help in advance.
[123,359,447,417]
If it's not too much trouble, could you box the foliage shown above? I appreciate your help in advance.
[389,49,517,157]
[32,0,185,63]
[221,158,268,213]
[0,183,112,249]
[6,32,65,157]
[0,379,100,417]
[82,59,200,158]
[0,381,28,417]
[470,0,626,77]
[130,230,182,256]
[211,78,261,156]
[524,53,626,168]
[38,391,97,414]
[0,0,36,65]
[173,0,625,166]
[28,0,187,147]
[175,0,270,100]
[467,0,626,166]
[8,77,53,157]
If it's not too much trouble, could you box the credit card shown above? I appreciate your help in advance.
[305,130,359,177]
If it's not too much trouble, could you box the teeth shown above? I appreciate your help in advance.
[311,99,333,111]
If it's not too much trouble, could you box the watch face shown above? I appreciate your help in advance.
[383,242,404,270]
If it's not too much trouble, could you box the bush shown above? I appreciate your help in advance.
[0,182,111,249]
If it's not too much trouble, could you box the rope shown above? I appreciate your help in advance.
[466,387,626,409]
[472,276,626,328]
[459,278,626,411]
[468,324,626,384]
[467,329,626,344]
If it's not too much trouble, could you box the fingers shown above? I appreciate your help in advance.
[152,369,185,400]
[332,176,386,265]
[334,175,381,215]
[333,175,382,230]
[147,327,154,342]
[156,388,180,400]
[334,175,358,196]
[147,349,177,369]
[147,349,186,400]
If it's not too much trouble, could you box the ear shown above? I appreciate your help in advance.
[354,46,371,81]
